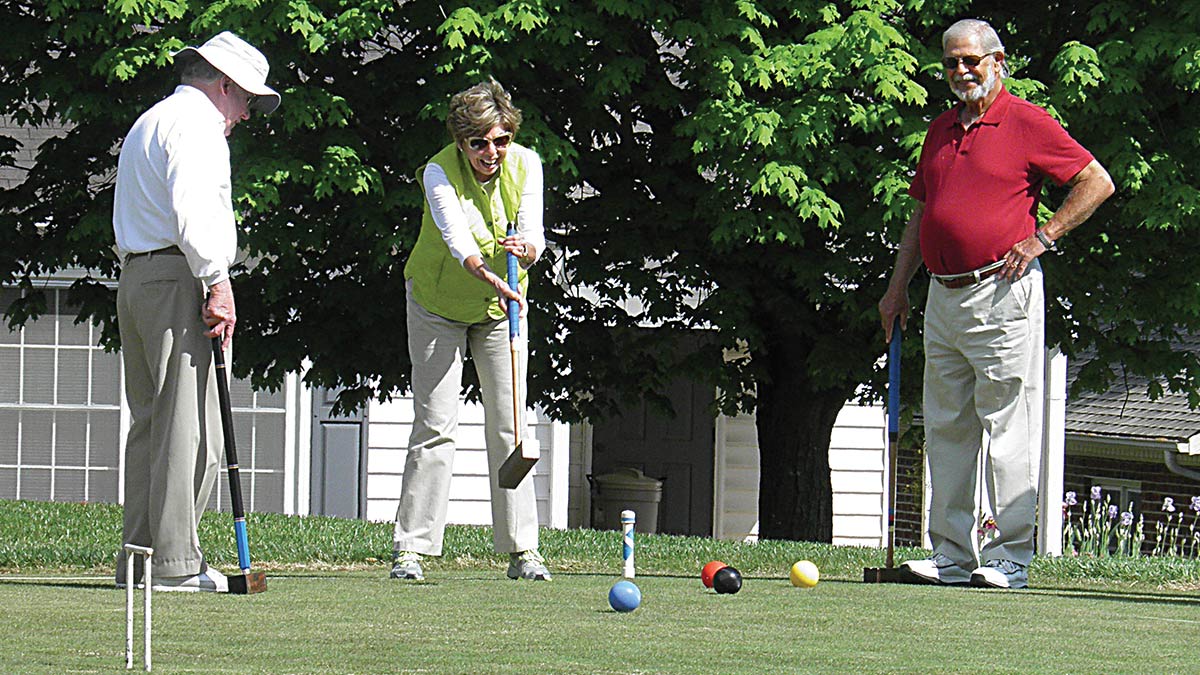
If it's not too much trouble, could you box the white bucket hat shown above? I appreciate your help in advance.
[175,31,281,114]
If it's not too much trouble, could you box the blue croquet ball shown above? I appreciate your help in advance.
[608,580,641,612]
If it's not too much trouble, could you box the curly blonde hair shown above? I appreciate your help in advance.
[445,77,523,144]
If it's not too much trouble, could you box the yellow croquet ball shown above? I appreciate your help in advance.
[789,560,819,588]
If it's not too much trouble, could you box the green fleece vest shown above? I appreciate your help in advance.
[404,142,529,323]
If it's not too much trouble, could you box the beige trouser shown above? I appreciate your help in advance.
[116,253,223,580]
[393,291,539,556]
[923,261,1044,568]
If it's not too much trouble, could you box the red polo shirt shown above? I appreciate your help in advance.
[909,86,1094,275]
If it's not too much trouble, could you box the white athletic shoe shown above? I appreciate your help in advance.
[900,553,973,585]
[507,550,551,580]
[152,566,229,593]
[970,559,1028,589]
[390,551,424,580]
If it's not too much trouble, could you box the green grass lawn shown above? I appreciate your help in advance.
[2,500,1200,674]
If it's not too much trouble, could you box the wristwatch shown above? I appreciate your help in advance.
[1035,228,1056,250]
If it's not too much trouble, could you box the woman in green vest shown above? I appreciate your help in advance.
[390,78,550,582]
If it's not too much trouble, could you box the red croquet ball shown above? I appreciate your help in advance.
[701,560,728,588]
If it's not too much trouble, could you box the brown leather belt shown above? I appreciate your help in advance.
[932,263,1003,289]
[124,246,184,264]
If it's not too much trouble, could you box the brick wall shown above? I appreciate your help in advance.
[889,440,1200,554]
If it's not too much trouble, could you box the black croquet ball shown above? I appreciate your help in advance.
[712,566,742,594]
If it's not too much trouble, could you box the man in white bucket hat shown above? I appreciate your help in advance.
[113,32,280,593]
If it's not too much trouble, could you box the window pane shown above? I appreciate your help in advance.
[0,289,20,345]
[21,467,51,500]
[0,409,16,464]
[22,348,54,404]
[89,467,119,503]
[0,348,19,403]
[255,413,286,470]
[57,303,90,346]
[55,468,86,501]
[0,467,15,498]
[91,349,121,406]
[55,410,87,466]
[56,349,89,404]
[233,413,253,464]
[22,311,55,346]
[230,376,254,408]
[90,411,121,469]
[20,410,52,464]
[253,471,285,513]
[255,387,285,409]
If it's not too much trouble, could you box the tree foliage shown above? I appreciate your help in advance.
[1,0,1197,540]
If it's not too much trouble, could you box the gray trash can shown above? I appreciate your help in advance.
[589,467,664,533]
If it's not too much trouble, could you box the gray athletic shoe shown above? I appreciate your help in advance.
[900,552,973,585]
[390,551,424,580]
[970,559,1028,589]
[507,550,551,580]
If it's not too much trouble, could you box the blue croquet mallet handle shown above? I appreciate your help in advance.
[885,316,900,568]
[507,227,519,340]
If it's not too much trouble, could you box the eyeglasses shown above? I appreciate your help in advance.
[225,79,256,109]
[467,134,512,151]
[941,53,996,69]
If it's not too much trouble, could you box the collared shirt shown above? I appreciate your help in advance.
[113,85,236,287]
[422,144,545,265]
[909,86,1094,275]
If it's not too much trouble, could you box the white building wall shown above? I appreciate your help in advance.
[712,404,887,545]
[364,395,570,527]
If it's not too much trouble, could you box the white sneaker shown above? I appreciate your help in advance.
[507,550,551,580]
[152,566,229,593]
[390,551,424,580]
[970,559,1028,589]
[900,553,973,585]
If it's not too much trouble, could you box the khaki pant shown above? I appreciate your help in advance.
[923,261,1044,568]
[117,253,223,579]
[393,291,539,555]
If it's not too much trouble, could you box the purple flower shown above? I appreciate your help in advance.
[1163,497,1176,513]
[1120,512,1133,527]
[1090,486,1103,501]
[1064,491,1078,507]
[1191,496,1200,513]
[1108,504,1118,519]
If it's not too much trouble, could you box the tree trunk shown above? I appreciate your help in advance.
[756,342,853,542]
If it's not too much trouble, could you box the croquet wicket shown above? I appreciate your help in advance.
[621,509,635,579]
[124,543,153,671]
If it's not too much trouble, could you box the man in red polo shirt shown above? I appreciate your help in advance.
[878,19,1114,589]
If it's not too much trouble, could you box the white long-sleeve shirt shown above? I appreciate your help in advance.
[113,85,236,288]
[423,144,545,265]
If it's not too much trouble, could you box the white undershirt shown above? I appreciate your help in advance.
[422,145,545,265]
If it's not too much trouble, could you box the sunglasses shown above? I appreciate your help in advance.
[941,53,996,69]
[467,134,512,151]
[225,79,256,109]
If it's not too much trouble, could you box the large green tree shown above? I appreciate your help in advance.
[1,1,1197,541]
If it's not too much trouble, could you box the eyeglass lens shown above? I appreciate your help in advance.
[469,135,512,151]
[941,54,990,69]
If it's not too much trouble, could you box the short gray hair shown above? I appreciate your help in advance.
[445,78,523,144]
[943,19,1010,78]
[176,53,224,85]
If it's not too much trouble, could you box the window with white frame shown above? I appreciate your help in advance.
[207,379,288,514]
[1,285,291,513]
[0,287,122,503]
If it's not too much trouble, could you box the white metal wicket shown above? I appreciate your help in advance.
[124,544,153,671]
